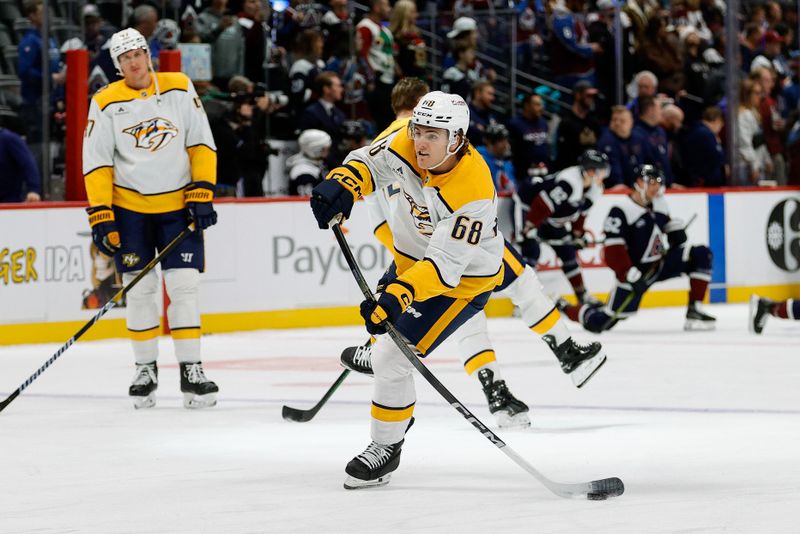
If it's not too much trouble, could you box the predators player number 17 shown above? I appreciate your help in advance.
[311,91,507,490]
[82,28,219,409]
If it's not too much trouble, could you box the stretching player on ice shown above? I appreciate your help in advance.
[82,28,219,409]
[341,79,606,429]
[517,150,609,306]
[750,297,800,333]
[558,165,716,333]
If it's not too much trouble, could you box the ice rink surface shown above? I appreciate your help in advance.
[1,303,798,534]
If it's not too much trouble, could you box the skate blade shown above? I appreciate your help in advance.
[496,411,531,429]
[132,393,156,410]
[343,473,391,490]
[183,392,217,409]
[571,352,607,389]
[683,319,716,331]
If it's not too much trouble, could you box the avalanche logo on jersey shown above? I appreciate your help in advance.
[403,191,433,236]
[123,118,179,152]
[641,229,666,263]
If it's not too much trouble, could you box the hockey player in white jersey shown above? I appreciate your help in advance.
[82,28,219,409]
[340,79,606,430]
[287,129,331,196]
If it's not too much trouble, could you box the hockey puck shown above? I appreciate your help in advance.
[587,492,608,501]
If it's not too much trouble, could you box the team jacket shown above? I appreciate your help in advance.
[524,165,602,231]
[83,72,217,213]
[602,195,676,281]
[331,117,504,302]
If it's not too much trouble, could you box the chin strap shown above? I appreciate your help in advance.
[149,61,161,105]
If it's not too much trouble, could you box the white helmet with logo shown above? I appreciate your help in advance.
[109,28,150,75]
[410,91,470,161]
[299,129,332,160]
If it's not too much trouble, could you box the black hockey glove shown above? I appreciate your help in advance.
[86,205,121,257]
[185,181,218,230]
[665,219,687,248]
[360,281,414,335]
[310,179,355,229]
[571,231,589,250]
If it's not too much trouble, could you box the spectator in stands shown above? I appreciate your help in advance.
[389,0,427,80]
[752,66,786,184]
[445,16,479,68]
[623,0,660,48]
[507,93,551,180]
[338,120,369,156]
[598,106,648,188]
[288,30,325,117]
[637,15,684,95]
[298,72,346,149]
[672,0,713,44]
[82,4,116,60]
[740,23,764,73]
[626,70,658,118]
[661,103,685,184]
[555,80,601,170]
[681,27,716,123]
[321,0,353,61]
[751,30,789,82]
[476,123,516,194]
[0,126,41,202]
[356,0,396,130]
[441,43,478,100]
[467,80,498,145]
[239,0,273,84]
[634,95,674,184]
[681,106,725,187]
[197,1,244,89]
[548,0,599,89]
[17,0,64,176]
[737,78,771,184]
[588,0,626,110]
[133,4,161,66]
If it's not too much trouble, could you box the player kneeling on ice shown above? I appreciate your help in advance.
[559,165,716,332]
[82,28,219,409]
[310,91,514,489]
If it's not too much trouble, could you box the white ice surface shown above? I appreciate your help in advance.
[1,304,798,534]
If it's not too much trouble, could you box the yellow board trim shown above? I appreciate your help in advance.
[464,350,497,375]
[170,327,201,340]
[371,402,415,422]
[3,284,798,346]
[531,308,561,335]
[416,298,470,354]
[128,326,160,341]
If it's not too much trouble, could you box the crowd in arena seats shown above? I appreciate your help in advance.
[2,0,800,201]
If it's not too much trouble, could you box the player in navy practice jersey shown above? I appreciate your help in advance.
[518,150,609,305]
[559,165,717,332]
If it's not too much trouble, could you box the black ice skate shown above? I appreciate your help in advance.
[477,369,530,428]
[543,335,606,388]
[129,362,158,409]
[684,302,716,331]
[344,439,404,490]
[180,362,218,409]
[340,339,374,375]
[749,295,773,334]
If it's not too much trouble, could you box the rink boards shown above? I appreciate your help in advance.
[0,188,798,344]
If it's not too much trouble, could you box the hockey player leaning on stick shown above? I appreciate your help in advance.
[83,28,219,409]
[340,79,607,430]
[310,89,606,490]
[558,165,716,333]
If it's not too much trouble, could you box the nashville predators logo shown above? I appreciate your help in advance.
[123,117,178,152]
[404,192,433,236]
[121,253,140,268]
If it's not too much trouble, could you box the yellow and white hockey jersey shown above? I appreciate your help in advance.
[83,72,217,213]
[330,118,504,302]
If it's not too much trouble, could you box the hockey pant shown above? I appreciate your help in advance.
[581,245,713,333]
[370,279,492,445]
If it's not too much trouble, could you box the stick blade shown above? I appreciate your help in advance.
[281,404,316,423]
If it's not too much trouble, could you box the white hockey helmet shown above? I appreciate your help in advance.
[109,28,150,74]
[410,91,470,156]
[298,129,332,159]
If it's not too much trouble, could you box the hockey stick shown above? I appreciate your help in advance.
[331,223,624,500]
[282,369,351,422]
[0,223,196,414]
[601,213,698,330]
